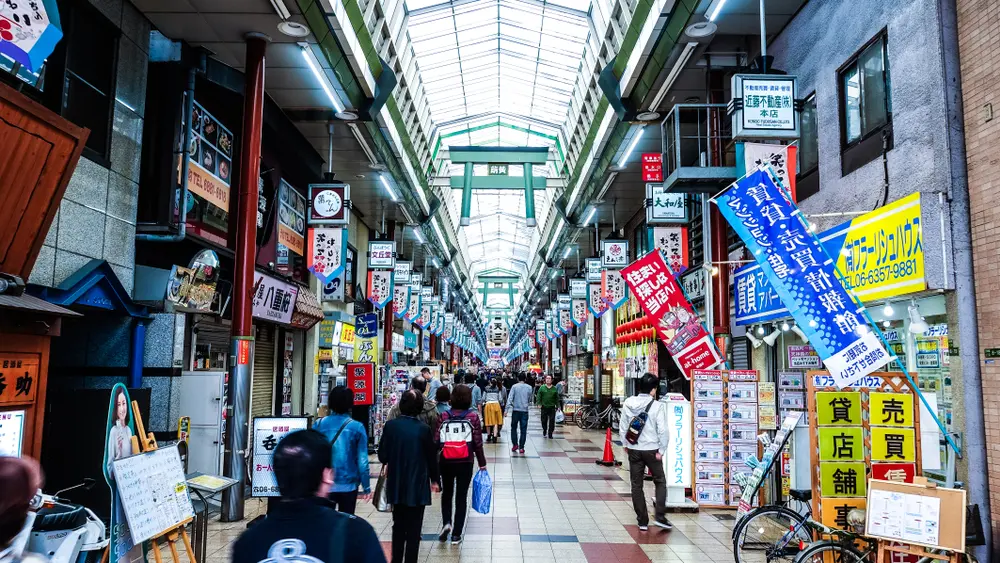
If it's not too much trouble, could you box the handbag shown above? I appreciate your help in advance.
[373,466,392,512]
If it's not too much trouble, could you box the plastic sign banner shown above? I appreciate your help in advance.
[601,269,628,310]
[570,278,587,299]
[346,363,375,405]
[646,185,688,224]
[588,282,609,318]
[392,285,411,319]
[621,250,722,378]
[306,227,347,284]
[418,304,432,329]
[601,240,628,269]
[559,309,573,333]
[368,241,396,269]
[405,292,421,323]
[715,167,889,388]
[664,394,692,488]
[394,261,411,284]
[586,258,602,282]
[641,153,663,182]
[367,270,393,309]
[308,183,350,225]
[572,299,588,327]
[252,272,298,324]
[652,226,689,274]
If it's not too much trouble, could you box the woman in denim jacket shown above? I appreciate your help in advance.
[314,385,371,514]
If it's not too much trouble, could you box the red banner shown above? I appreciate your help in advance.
[346,363,375,405]
[621,251,722,378]
[641,153,663,182]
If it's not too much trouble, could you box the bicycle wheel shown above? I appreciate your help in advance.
[733,506,811,563]
[583,407,601,429]
[610,408,621,431]
[575,406,593,429]
[795,540,866,563]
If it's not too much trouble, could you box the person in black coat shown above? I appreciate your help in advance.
[377,390,441,563]
[232,429,385,563]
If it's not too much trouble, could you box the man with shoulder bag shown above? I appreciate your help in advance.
[619,372,672,532]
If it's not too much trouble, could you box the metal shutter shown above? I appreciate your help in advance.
[251,324,276,420]
[732,337,750,371]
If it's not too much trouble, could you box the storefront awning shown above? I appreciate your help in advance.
[290,288,323,330]
[29,260,149,319]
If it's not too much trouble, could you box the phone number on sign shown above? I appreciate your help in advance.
[844,258,918,289]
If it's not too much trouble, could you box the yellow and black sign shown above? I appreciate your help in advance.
[871,427,916,462]
[819,427,864,461]
[819,462,867,497]
[816,391,862,426]
[869,392,913,427]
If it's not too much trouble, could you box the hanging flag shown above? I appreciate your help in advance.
[588,283,609,317]
[715,167,889,388]
[418,303,432,329]
[392,284,411,319]
[572,299,588,327]
[740,142,798,202]
[621,250,722,378]
[602,269,629,310]
[0,0,63,72]
[652,226,689,273]
[307,227,347,284]
[405,291,421,323]
[559,309,573,333]
[367,270,394,309]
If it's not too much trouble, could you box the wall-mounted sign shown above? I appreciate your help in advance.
[186,101,234,212]
[369,241,396,269]
[601,240,628,269]
[788,345,821,369]
[652,226,689,274]
[646,185,688,224]
[277,180,306,257]
[307,227,347,284]
[252,272,298,325]
[731,74,798,139]
[641,153,663,182]
[308,183,350,225]
[346,363,375,405]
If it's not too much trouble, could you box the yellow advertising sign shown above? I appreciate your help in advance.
[829,192,925,301]
[819,462,867,497]
[816,392,862,426]
[317,349,333,361]
[278,223,305,256]
[354,336,378,363]
[187,161,231,211]
[871,427,916,462]
[340,324,355,346]
[869,392,914,427]
[818,427,864,461]
[819,497,866,530]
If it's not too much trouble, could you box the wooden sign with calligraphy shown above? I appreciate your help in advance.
[0,354,39,405]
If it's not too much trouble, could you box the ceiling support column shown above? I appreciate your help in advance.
[523,163,537,227]
[460,162,474,226]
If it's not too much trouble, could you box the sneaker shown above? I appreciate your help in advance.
[438,523,451,541]
[519,448,525,454]
[450,535,463,545]
[652,518,673,530]
[512,446,518,453]
[548,434,554,439]
[638,525,649,532]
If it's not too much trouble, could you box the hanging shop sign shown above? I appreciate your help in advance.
[731,74,798,138]
[716,168,889,388]
[682,268,706,302]
[405,292,421,323]
[354,335,377,363]
[570,278,587,299]
[392,285,410,319]
[339,323,356,348]
[652,226,689,274]
[559,309,573,333]
[186,101,234,212]
[394,261,411,284]
[622,251,722,377]
[557,293,571,309]
[368,241,396,269]
[355,313,378,339]
[641,153,663,182]
[572,299,588,327]
[0,1,62,72]
[588,283,608,318]
[601,269,628,310]
[418,303,432,329]
[308,183,350,225]
[306,227,347,284]
[740,142,797,202]
[536,320,546,345]
[585,258,602,282]
[601,239,629,269]
[277,180,306,257]
[646,185,688,224]
[788,344,821,369]
[367,270,394,309]
[252,272,298,324]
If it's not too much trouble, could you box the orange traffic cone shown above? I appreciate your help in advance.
[596,427,622,467]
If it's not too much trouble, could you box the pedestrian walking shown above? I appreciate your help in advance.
[482,378,504,442]
[378,390,441,563]
[386,376,440,429]
[435,386,451,415]
[423,366,442,398]
[434,385,488,544]
[313,386,371,514]
[468,373,484,414]
[506,373,533,454]
[619,372,672,532]
[535,375,560,439]
[232,430,385,563]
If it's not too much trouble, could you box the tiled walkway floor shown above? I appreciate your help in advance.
[193,409,735,563]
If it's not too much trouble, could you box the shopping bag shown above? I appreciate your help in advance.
[555,410,565,424]
[471,469,492,514]
[373,466,392,512]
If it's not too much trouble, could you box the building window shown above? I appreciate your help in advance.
[838,32,892,175]
[796,93,819,200]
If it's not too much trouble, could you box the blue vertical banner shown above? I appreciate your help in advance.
[715,167,889,388]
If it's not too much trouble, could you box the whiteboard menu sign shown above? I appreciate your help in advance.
[112,446,195,543]
[251,417,310,497]
[0,410,25,456]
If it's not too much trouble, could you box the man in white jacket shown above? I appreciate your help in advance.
[619,372,672,531]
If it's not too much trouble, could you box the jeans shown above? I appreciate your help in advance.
[327,491,358,515]
[391,504,425,563]
[510,411,529,448]
[440,462,474,536]
[540,407,556,437]
[627,449,666,526]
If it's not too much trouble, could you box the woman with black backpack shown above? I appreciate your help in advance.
[433,385,487,545]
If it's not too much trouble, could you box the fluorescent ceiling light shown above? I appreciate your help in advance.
[649,42,697,111]
[707,0,729,21]
[413,226,426,245]
[562,247,572,261]
[617,127,645,169]
[300,45,344,113]
[583,207,597,226]
[431,219,448,249]
[269,0,292,19]
[546,219,566,261]
[379,174,399,202]
[432,257,441,268]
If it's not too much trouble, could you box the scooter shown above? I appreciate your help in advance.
[19,479,109,563]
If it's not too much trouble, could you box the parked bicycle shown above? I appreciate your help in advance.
[573,398,621,430]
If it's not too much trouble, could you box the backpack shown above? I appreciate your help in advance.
[624,398,655,445]
[439,412,474,460]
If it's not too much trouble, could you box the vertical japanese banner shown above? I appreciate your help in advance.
[572,299,588,327]
[601,269,629,310]
[714,167,889,388]
[367,270,394,309]
[652,226,689,273]
[559,309,573,333]
[621,250,723,378]
[418,303,432,329]
[346,363,375,405]
[405,291,421,323]
[392,284,411,319]
[588,283,609,317]
[306,227,347,284]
